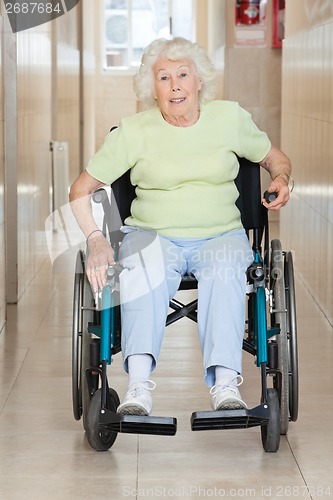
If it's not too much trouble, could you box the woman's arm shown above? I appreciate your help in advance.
[260,145,293,211]
[70,170,115,292]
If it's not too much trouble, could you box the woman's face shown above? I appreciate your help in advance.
[153,58,202,126]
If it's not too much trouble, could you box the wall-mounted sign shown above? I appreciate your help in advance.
[234,0,267,47]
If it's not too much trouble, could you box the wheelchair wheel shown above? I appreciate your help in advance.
[72,250,95,426]
[261,388,280,452]
[270,239,289,435]
[85,388,120,451]
[284,251,299,422]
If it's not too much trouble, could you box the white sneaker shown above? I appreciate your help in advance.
[210,376,247,411]
[117,380,156,416]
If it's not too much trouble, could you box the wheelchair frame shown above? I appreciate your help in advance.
[72,158,298,452]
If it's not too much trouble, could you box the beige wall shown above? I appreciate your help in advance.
[53,8,80,184]
[284,0,333,37]
[94,1,136,150]
[0,9,5,328]
[2,4,95,304]
[280,0,333,322]
[224,0,282,148]
[15,9,82,296]
[95,73,137,150]
[81,0,96,168]
[16,25,53,297]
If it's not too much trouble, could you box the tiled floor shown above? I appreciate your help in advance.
[0,224,332,500]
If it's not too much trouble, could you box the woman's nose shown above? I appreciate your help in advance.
[171,77,180,91]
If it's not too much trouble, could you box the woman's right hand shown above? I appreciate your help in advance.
[86,232,115,292]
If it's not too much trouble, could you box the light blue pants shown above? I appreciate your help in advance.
[118,227,253,387]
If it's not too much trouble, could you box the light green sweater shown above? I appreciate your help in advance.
[86,100,271,238]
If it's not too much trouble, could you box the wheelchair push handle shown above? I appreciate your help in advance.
[105,262,124,287]
[106,263,124,279]
[263,191,278,204]
[92,188,108,204]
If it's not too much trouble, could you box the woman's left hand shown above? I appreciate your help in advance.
[262,177,290,211]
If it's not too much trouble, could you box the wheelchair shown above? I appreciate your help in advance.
[72,157,298,453]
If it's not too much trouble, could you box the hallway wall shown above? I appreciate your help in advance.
[2,3,95,303]
[16,24,53,297]
[224,0,282,149]
[0,9,5,329]
[93,0,149,150]
[81,0,96,169]
[280,0,333,323]
[52,7,80,185]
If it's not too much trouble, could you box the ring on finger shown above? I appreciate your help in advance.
[94,265,100,273]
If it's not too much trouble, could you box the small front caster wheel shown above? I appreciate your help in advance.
[86,388,120,451]
[261,388,280,452]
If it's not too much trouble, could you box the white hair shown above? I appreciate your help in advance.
[133,37,216,109]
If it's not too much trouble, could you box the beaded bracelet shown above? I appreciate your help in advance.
[86,229,103,244]
[274,173,295,192]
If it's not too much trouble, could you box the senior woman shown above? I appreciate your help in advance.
[70,37,292,416]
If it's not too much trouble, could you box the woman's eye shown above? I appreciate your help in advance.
[160,75,169,81]
[180,73,188,78]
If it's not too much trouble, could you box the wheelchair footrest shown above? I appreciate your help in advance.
[99,409,177,436]
[191,404,269,431]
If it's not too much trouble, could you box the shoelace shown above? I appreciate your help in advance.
[127,380,156,398]
[210,375,244,396]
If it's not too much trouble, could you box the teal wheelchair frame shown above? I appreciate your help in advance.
[72,158,298,452]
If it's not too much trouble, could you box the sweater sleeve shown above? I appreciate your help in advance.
[86,122,131,184]
[235,104,271,162]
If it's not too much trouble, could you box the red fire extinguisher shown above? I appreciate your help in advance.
[237,0,261,25]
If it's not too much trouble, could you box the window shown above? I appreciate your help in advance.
[103,0,195,70]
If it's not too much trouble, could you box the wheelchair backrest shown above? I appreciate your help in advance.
[110,157,265,232]
[234,157,265,231]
